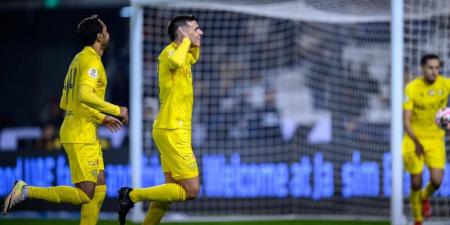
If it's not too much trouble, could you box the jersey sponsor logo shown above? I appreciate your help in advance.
[87,160,98,167]
[415,102,442,111]
[88,68,98,78]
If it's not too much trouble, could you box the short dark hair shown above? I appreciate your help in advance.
[77,15,103,46]
[420,54,441,66]
[167,15,196,41]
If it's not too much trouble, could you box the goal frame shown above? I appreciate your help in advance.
[129,1,404,224]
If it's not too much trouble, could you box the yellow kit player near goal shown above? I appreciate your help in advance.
[3,15,128,225]
[117,15,203,225]
[403,54,449,225]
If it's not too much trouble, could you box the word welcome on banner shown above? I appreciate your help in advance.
[1,151,450,200]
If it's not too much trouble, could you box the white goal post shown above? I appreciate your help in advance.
[390,1,403,225]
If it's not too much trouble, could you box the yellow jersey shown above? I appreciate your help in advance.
[59,46,120,143]
[403,75,450,138]
[153,38,200,130]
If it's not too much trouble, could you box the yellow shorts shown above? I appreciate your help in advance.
[62,142,104,184]
[402,135,446,174]
[152,128,198,180]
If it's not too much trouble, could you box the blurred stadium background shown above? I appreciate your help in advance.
[1,0,450,225]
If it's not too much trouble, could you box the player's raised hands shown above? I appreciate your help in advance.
[177,27,189,40]
[119,106,129,125]
[103,115,123,132]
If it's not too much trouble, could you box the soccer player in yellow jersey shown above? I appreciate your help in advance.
[403,54,450,225]
[2,15,128,225]
[118,15,203,225]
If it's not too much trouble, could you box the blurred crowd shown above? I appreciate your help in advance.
[139,12,393,157]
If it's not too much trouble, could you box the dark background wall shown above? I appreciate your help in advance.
[0,7,129,127]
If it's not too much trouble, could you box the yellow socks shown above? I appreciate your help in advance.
[129,183,186,203]
[26,184,107,225]
[411,190,423,222]
[80,185,107,225]
[27,186,91,204]
[133,184,179,224]
[421,183,436,199]
[143,201,170,225]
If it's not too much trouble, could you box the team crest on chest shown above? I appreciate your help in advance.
[428,90,435,96]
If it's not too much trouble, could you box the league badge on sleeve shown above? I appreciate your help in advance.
[88,68,98,78]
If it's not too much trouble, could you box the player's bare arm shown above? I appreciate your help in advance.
[403,109,424,157]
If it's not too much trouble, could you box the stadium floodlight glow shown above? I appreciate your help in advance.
[43,0,59,9]
[120,6,133,18]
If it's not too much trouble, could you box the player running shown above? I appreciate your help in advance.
[3,15,128,225]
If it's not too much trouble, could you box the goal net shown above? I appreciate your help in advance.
[131,0,450,222]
